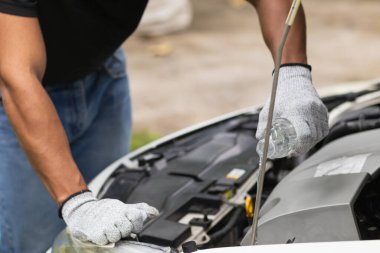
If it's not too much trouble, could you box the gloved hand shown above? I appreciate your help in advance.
[61,191,159,245]
[256,65,329,155]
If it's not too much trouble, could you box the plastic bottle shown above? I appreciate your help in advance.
[256,118,297,159]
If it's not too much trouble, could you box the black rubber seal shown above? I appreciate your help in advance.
[58,189,91,219]
[272,63,312,75]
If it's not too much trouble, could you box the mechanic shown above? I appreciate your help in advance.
[0,0,328,252]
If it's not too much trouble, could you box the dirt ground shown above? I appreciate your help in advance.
[123,0,380,135]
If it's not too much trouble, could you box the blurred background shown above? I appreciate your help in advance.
[124,0,380,149]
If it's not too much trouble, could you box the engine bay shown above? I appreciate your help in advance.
[98,113,261,249]
[52,82,380,252]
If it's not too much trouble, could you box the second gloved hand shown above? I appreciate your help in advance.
[61,191,159,245]
[256,65,329,155]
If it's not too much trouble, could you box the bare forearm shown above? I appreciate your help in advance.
[0,76,87,204]
[249,0,308,64]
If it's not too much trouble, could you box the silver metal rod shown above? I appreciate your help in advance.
[250,0,302,245]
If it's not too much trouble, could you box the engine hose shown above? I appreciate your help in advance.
[322,91,369,104]
[323,118,380,145]
[208,207,244,243]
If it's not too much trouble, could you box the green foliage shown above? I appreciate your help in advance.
[130,130,161,151]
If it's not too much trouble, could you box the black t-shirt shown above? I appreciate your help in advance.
[0,0,148,85]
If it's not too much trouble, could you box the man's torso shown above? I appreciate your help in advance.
[0,0,149,85]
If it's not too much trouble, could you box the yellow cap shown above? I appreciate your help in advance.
[245,195,254,218]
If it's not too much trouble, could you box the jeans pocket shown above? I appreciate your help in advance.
[103,48,127,79]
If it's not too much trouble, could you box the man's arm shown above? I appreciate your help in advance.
[247,0,329,155]
[248,0,307,64]
[0,13,87,204]
[0,13,158,245]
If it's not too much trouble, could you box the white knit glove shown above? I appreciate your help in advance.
[61,191,159,245]
[256,65,329,155]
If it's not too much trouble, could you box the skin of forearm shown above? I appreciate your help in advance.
[0,75,87,205]
[248,0,308,64]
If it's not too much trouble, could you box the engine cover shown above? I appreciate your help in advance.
[242,128,380,245]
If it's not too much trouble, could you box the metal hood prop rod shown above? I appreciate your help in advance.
[250,0,303,245]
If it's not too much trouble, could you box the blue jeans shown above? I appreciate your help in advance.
[0,48,132,253]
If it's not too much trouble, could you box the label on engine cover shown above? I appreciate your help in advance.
[226,168,246,180]
[314,153,371,177]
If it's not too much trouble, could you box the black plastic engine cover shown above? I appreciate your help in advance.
[101,115,260,247]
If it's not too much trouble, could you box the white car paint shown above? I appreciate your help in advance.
[199,240,380,253]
